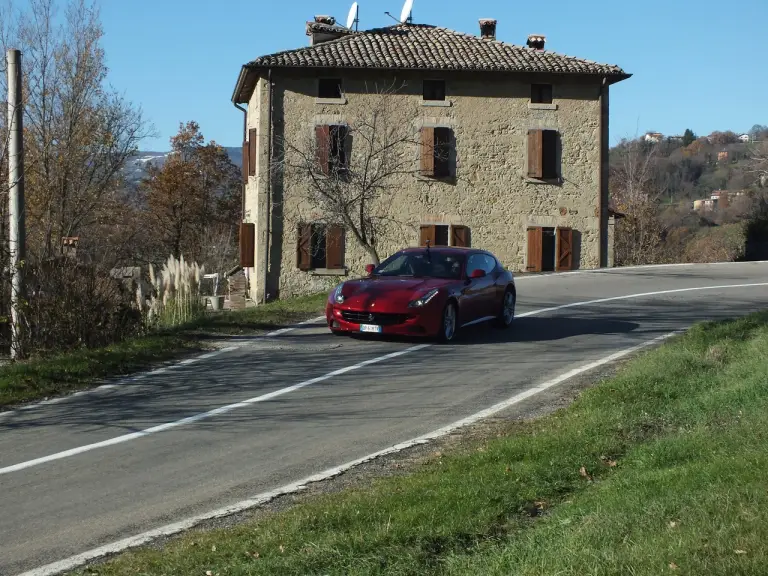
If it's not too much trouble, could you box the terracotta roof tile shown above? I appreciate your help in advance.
[247,24,627,77]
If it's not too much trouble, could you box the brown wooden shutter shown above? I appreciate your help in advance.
[315,125,330,175]
[325,225,344,269]
[239,222,255,267]
[452,225,469,247]
[241,141,249,183]
[556,226,573,271]
[527,129,544,179]
[419,225,436,246]
[526,226,543,272]
[420,127,435,177]
[248,128,257,176]
[297,223,311,270]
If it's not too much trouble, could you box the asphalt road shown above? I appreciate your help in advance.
[1,262,767,575]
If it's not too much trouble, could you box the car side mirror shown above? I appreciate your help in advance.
[365,264,375,275]
[469,268,486,279]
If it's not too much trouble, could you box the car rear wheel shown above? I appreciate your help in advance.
[495,288,515,328]
[438,301,457,343]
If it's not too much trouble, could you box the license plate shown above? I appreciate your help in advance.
[360,324,382,333]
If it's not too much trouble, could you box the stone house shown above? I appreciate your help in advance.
[231,16,630,302]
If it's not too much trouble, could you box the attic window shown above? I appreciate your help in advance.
[318,78,342,99]
[531,83,553,104]
[423,79,445,101]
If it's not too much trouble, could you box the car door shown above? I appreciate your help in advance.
[462,253,495,323]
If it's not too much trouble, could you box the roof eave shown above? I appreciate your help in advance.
[605,72,632,86]
[239,63,632,79]
[232,64,261,105]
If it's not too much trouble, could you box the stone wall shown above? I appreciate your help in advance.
[244,70,605,300]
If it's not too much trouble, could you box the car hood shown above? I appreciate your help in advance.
[339,277,453,309]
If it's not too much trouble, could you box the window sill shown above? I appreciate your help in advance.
[421,100,452,107]
[315,97,347,105]
[416,174,456,184]
[528,103,558,110]
[525,176,562,185]
[309,268,347,276]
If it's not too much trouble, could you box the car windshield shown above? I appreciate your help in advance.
[373,251,464,279]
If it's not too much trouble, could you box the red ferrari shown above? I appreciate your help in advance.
[326,246,516,342]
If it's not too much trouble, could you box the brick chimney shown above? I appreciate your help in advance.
[306,15,354,45]
[479,19,497,40]
[527,34,546,50]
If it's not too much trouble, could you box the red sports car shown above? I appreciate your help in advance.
[326,246,516,342]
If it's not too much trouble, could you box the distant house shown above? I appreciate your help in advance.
[693,198,715,212]
[644,132,663,143]
[738,134,750,143]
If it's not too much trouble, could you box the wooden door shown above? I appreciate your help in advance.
[526,227,543,272]
[556,227,573,271]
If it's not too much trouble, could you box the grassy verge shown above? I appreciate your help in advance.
[73,310,768,575]
[0,292,328,408]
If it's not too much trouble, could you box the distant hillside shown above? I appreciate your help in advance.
[123,147,242,187]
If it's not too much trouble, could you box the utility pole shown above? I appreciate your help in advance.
[7,49,26,360]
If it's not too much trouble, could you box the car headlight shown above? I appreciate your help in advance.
[408,288,439,308]
[332,284,345,304]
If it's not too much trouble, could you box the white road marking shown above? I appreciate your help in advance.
[515,282,768,318]
[513,259,768,281]
[0,344,430,476]
[15,330,679,576]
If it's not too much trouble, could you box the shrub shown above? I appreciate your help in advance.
[139,254,206,329]
[17,258,143,354]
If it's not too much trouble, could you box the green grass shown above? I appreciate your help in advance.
[186,291,329,336]
[70,310,768,576]
[0,291,329,408]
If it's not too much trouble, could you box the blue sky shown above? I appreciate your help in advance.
[99,0,766,151]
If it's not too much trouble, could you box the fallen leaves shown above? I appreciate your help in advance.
[735,549,747,555]
[669,562,679,570]
[669,521,679,529]
[600,455,618,467]
[579,466,592,481]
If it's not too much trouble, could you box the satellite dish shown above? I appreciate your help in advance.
[346,1,359,30]
[399,0,413,23]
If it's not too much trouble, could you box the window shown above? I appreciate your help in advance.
[373,251,464,280]
[531,83,553,104]
[526,226,573,272]
[423,79,445,101]
[297,223,345,271]
[420,126,453,178]
[467,253,497,277]
[315,124,349,176]
[318,78,342,99]
[527,128,559,180]
[419,224,470,247]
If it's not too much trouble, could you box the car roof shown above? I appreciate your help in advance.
[400,246,486,255]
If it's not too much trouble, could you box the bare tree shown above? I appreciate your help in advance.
[610,137,668,266]
[275,82,450,264]
[748,140,768,189]
[1,0,153,260]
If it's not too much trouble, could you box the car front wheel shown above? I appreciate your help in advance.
[438,301,458,343]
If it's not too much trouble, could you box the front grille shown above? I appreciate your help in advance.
[341,310,411,326]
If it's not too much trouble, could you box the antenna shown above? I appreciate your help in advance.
[345,1,359,31]
[399,0,413,23]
